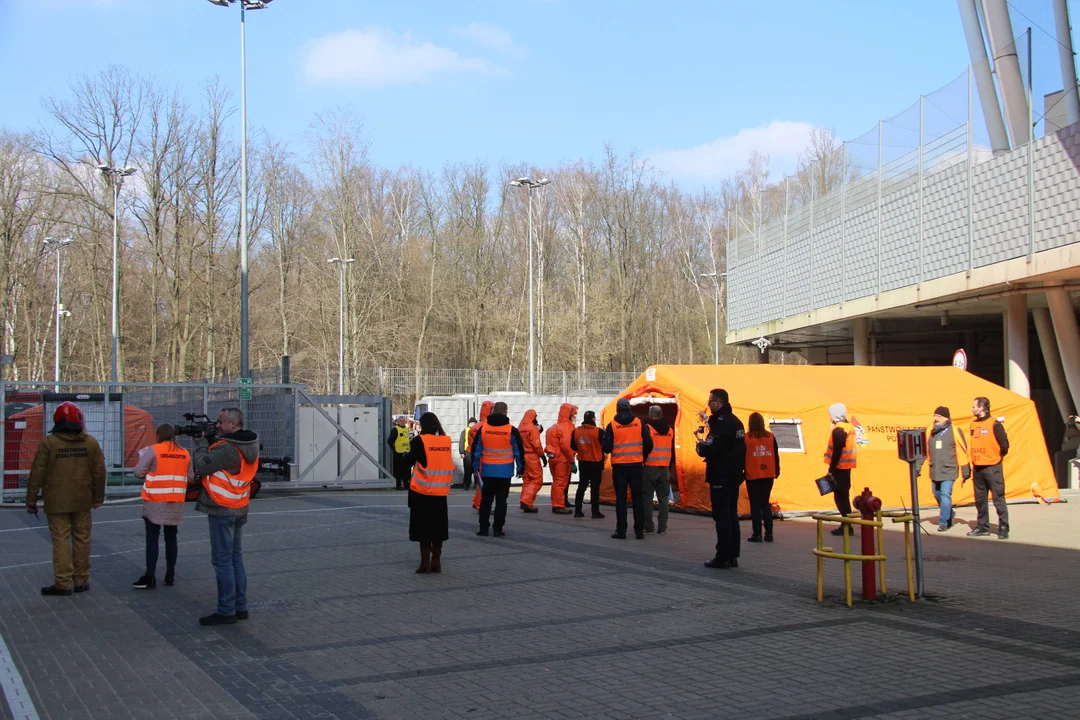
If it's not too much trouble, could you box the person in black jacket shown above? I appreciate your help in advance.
[601,398,653,539]
[695,388,745,569]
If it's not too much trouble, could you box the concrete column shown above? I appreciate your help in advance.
[1048,289,1080,411]
[853,317,869,366]
[1034,306,1075,421]
[1006,294,1030,398]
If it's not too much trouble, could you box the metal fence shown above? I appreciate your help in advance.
[728,39,1080,334]
[2,381,299,500]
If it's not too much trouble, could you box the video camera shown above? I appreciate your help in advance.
[176,412,217,439]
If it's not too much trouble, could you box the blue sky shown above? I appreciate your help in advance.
[0,0,1069,184]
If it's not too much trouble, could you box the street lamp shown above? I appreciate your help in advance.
[328,257,355,394]
[44,236,76,386]
[509,176,550,395]
[206,0,274,379]
[699,272,727,365]
[97,163,137,383]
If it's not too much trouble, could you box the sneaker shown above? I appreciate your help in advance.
[747,535,763,543]
[643,528,654,535]
[764,533,773,543]
[657,529,667,535]
[998,530,1009,540]
[937,525,949,533]
[967,529,991,537]
[74,583,90,593]
[551,507,573,515]
[41,585,72,596]
[199,613,237,627]
[704,558,729,569]
[574,511,586,518]
[236,610,249,621]
[611,532,626,540]
[476,529,489,536]
[164,572,175,587]
[133,575,156,590]
[493,530,506,537]
[522,506,538,514]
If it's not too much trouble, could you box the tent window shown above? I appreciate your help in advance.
[769,418,804,453]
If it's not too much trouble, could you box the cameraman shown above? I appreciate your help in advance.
[192,407,260,627]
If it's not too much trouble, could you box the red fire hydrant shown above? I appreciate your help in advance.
[852,488,882,600]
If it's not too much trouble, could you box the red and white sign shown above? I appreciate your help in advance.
[952,349,968,371]
[897,429,927,462]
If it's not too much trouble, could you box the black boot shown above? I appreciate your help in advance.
[133,575,156,590]
[430,542,442,573]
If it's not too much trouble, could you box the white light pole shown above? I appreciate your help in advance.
[509,176,550,395]
[328,257,354,394]
[206,0,273,379]
[44,236,76,386]
[97,164,137,383]
[699,272,726,365]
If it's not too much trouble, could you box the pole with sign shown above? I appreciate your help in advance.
[897,428,927,598]
[239,377,252,401]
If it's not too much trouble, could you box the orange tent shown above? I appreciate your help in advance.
[599,365,1059,515]
[8,404,156,473]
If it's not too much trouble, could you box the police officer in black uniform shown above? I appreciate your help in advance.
[695,388,745,569]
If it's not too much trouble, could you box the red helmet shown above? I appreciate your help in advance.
[54,401,83,425]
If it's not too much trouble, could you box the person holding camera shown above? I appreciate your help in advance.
[193,407,260,626]
[26,402,106,596]
[407,412,453,573]
[696,389,745,568]
[132,424,194,590]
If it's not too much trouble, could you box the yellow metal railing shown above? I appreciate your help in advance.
[812,511,916,607]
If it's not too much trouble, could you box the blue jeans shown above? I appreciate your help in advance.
[932,480,955,528]
[208,515,248,616]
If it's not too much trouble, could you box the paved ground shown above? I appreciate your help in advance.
[1,487,1079,720]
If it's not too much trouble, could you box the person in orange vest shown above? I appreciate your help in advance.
[642,405,674,535]
[602,398,653,539]
[824,403,857,537]
[132,424,194,590]
[458,416,477,490]
[472,401,524,536]
[915,406,970,532]
[744,412,779,543]
[695,389,745,568]
[25,402,106,596]
[546,403,578,515]
[193,407,260,626]
[967,396,1010,539]
[407,412,454,573]
[571,410,605,518]
[470,401,493,510]
[518,409,547,513]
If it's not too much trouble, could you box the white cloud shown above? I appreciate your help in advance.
[452,22,526,56]
[650,121,815,181]
[303,27,501,87]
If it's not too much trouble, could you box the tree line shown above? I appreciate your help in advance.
[1,67,837,388]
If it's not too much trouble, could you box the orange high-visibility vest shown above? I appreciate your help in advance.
[969,417,1003,466]
[480,424,515,469]
[411,434,454,496]
[573,425,604,462]
[611,418,644,465]
[201,440,258,509]
[745,432,777,480]
[823,421,857,469]
[141,442,191,503]
[645,425,673,467]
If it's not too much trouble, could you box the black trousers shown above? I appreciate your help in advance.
[479,477,512,532]
[575,460,603,514]
[747,478,774,536]
[831,468,852,517]
[612,464,644,536]
[392,453,411,489]
[710,484,741,561]
[461,455,473,489]
[145,518,178,577]
[973,463,1009,532]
